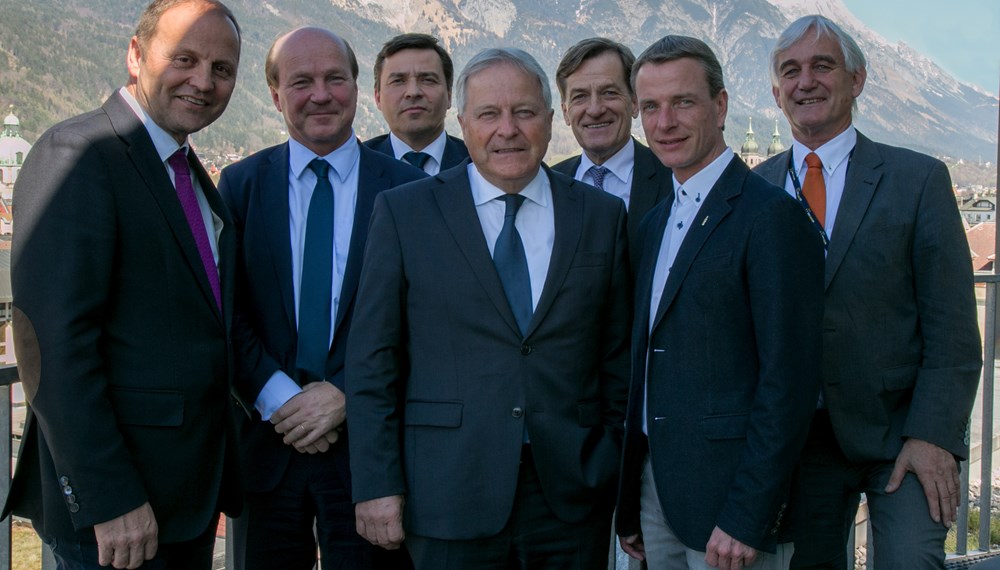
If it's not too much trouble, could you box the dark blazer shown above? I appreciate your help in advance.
[346,162,631,540]
[217,142,426,493]
[616,157,824,552]
[551,138,672,262]
[5,92,241,543]
[364,132,469,171]
[754,131,982,462]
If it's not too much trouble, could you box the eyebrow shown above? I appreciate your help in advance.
[779,53,838,70]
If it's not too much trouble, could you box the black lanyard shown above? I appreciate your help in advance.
[788,150,830,250]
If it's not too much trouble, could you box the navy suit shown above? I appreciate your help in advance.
[346,163,630,567]
[5,92,241,547]
[364,132,469,170]
[218,141,425,569]
[551,138,672,262]
[617,157,824,553]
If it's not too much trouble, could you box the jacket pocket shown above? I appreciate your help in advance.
[404,400,463,428]
[700,412,749,440]
[108,387,184,427]
[882,364,917,392]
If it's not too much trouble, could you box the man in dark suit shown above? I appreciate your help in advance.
[552,37,672,258]
[616,35,824,569]
[218,27,425,570]
[4,1,242,568]
[365,33,469,174]
[346,47,630,569]
[755,16,981,569]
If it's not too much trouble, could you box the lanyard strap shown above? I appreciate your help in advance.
[788,149,830,250]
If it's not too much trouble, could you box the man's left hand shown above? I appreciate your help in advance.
[705,526,758,570]
[270,381,346,452]
[886,437,959,527]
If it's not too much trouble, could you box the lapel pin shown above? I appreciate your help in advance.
[701,216,709,226]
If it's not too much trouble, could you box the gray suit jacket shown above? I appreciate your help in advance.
[754,131,982,462]
[346,162,631,540]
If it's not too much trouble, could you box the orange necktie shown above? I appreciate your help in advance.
[803,152,826,228]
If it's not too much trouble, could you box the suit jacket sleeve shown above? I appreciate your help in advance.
[13,127,149,528]
[902,160,981,457]
[217,166,284,411]
[345,192,408,502]
[716,195,825,548]
[600,202,631,440]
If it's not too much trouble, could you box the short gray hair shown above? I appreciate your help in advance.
[455,48,552,115]
[770,15,866,87]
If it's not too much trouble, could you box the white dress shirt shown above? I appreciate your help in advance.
[470,164,554,311]
[644,148,734,433]
[119,87,221,265]
[783,126,856,240]
[574,139,636,209]
[255,135,361,419]
[389,130,448,175]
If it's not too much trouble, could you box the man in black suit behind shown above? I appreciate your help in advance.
[347,47,631,569]
[365,33,469,174]
[4,1,243,568]
[552,37,672,260]
[755,15,981,569]
[218,27,424,570]
[616,35,824,569]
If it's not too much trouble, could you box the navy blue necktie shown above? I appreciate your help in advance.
[296,159,334,381]
[588,165,609,191]
[493,194,532,336]
[402,151,431,169]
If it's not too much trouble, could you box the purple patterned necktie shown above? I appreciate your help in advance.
[588,165,609,191]
[167,149,222,311]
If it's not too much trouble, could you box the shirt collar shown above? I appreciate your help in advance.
[791,126,856,176]
[672,147,734,207]
[579,138,636,183]
[389,130,447,163]
[288,133,360,183]
[119,87,186,162]
[469,164,550,208]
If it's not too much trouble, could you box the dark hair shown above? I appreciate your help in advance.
[135,0,241,50]
[556,37,635,99]
[631,35,724,98]
[265,27,359,88]
[373,33,454,95]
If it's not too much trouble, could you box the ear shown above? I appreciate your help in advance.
[561,101,571,126]
[851,66,867,99]
[715,89,729,130]
[630,93,639,119]
[126,36,143,83]
[270,86,281,113]
[772,85,782,109]
[374,87,382,110]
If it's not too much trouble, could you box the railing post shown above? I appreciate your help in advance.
[958,459,970,555]
[980,280,996,551]
[0,381,9,570]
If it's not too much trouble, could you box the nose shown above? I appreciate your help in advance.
[586,94,605,116]
[797,67,818,90]
[404,77,422,98]
[496,111,518,138]
[187,63,214,93]
[310,83,333,104]
[652,106,677,132]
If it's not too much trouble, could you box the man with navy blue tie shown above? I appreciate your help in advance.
[365,33,469,175]
[347,47,630,570]
[218,26,424,570]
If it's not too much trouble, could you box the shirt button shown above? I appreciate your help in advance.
[512,407,524,418]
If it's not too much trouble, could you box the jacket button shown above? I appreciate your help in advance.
[512,407,524,418]
[63,486,73,496]
[520,345,532,355]
[68,503,80,513]
[66,494,77,504]
[59,476,70,486]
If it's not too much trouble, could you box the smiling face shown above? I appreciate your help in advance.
[560,51,637,164]
[458,63,553,194]
[270,28,358,156]
[375,48,451,151]
[772,30,866,149]
[635,57,728,184]
[126,1,240,144]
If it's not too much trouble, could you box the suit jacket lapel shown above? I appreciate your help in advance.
[629,141,669,217]
[103,93,223,321]
[260,143,297,333]
[433,166,524,337]
[336,144,381,334]
[650,158,743,333]
[525,169,581,337]
[824,132,881,289]
[635,196,672,339]
[190,150,231,326]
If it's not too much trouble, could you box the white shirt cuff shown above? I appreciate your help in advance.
[254,371,302,421]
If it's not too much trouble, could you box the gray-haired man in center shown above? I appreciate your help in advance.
[346,47,631,570]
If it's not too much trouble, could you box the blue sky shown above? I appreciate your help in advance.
[842,0,999,94]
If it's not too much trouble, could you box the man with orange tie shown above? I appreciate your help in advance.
[755,15,982,569]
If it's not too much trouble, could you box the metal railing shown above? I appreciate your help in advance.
[3,271,999,570]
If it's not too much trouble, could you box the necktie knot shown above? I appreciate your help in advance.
[167,148,189,173]
[309,158,330,179]
[403,151,431,169]
[805,152,823,170]
[500,193,526,219]
[588,165,609,191]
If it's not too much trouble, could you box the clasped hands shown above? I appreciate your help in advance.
[269,381,346,454]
